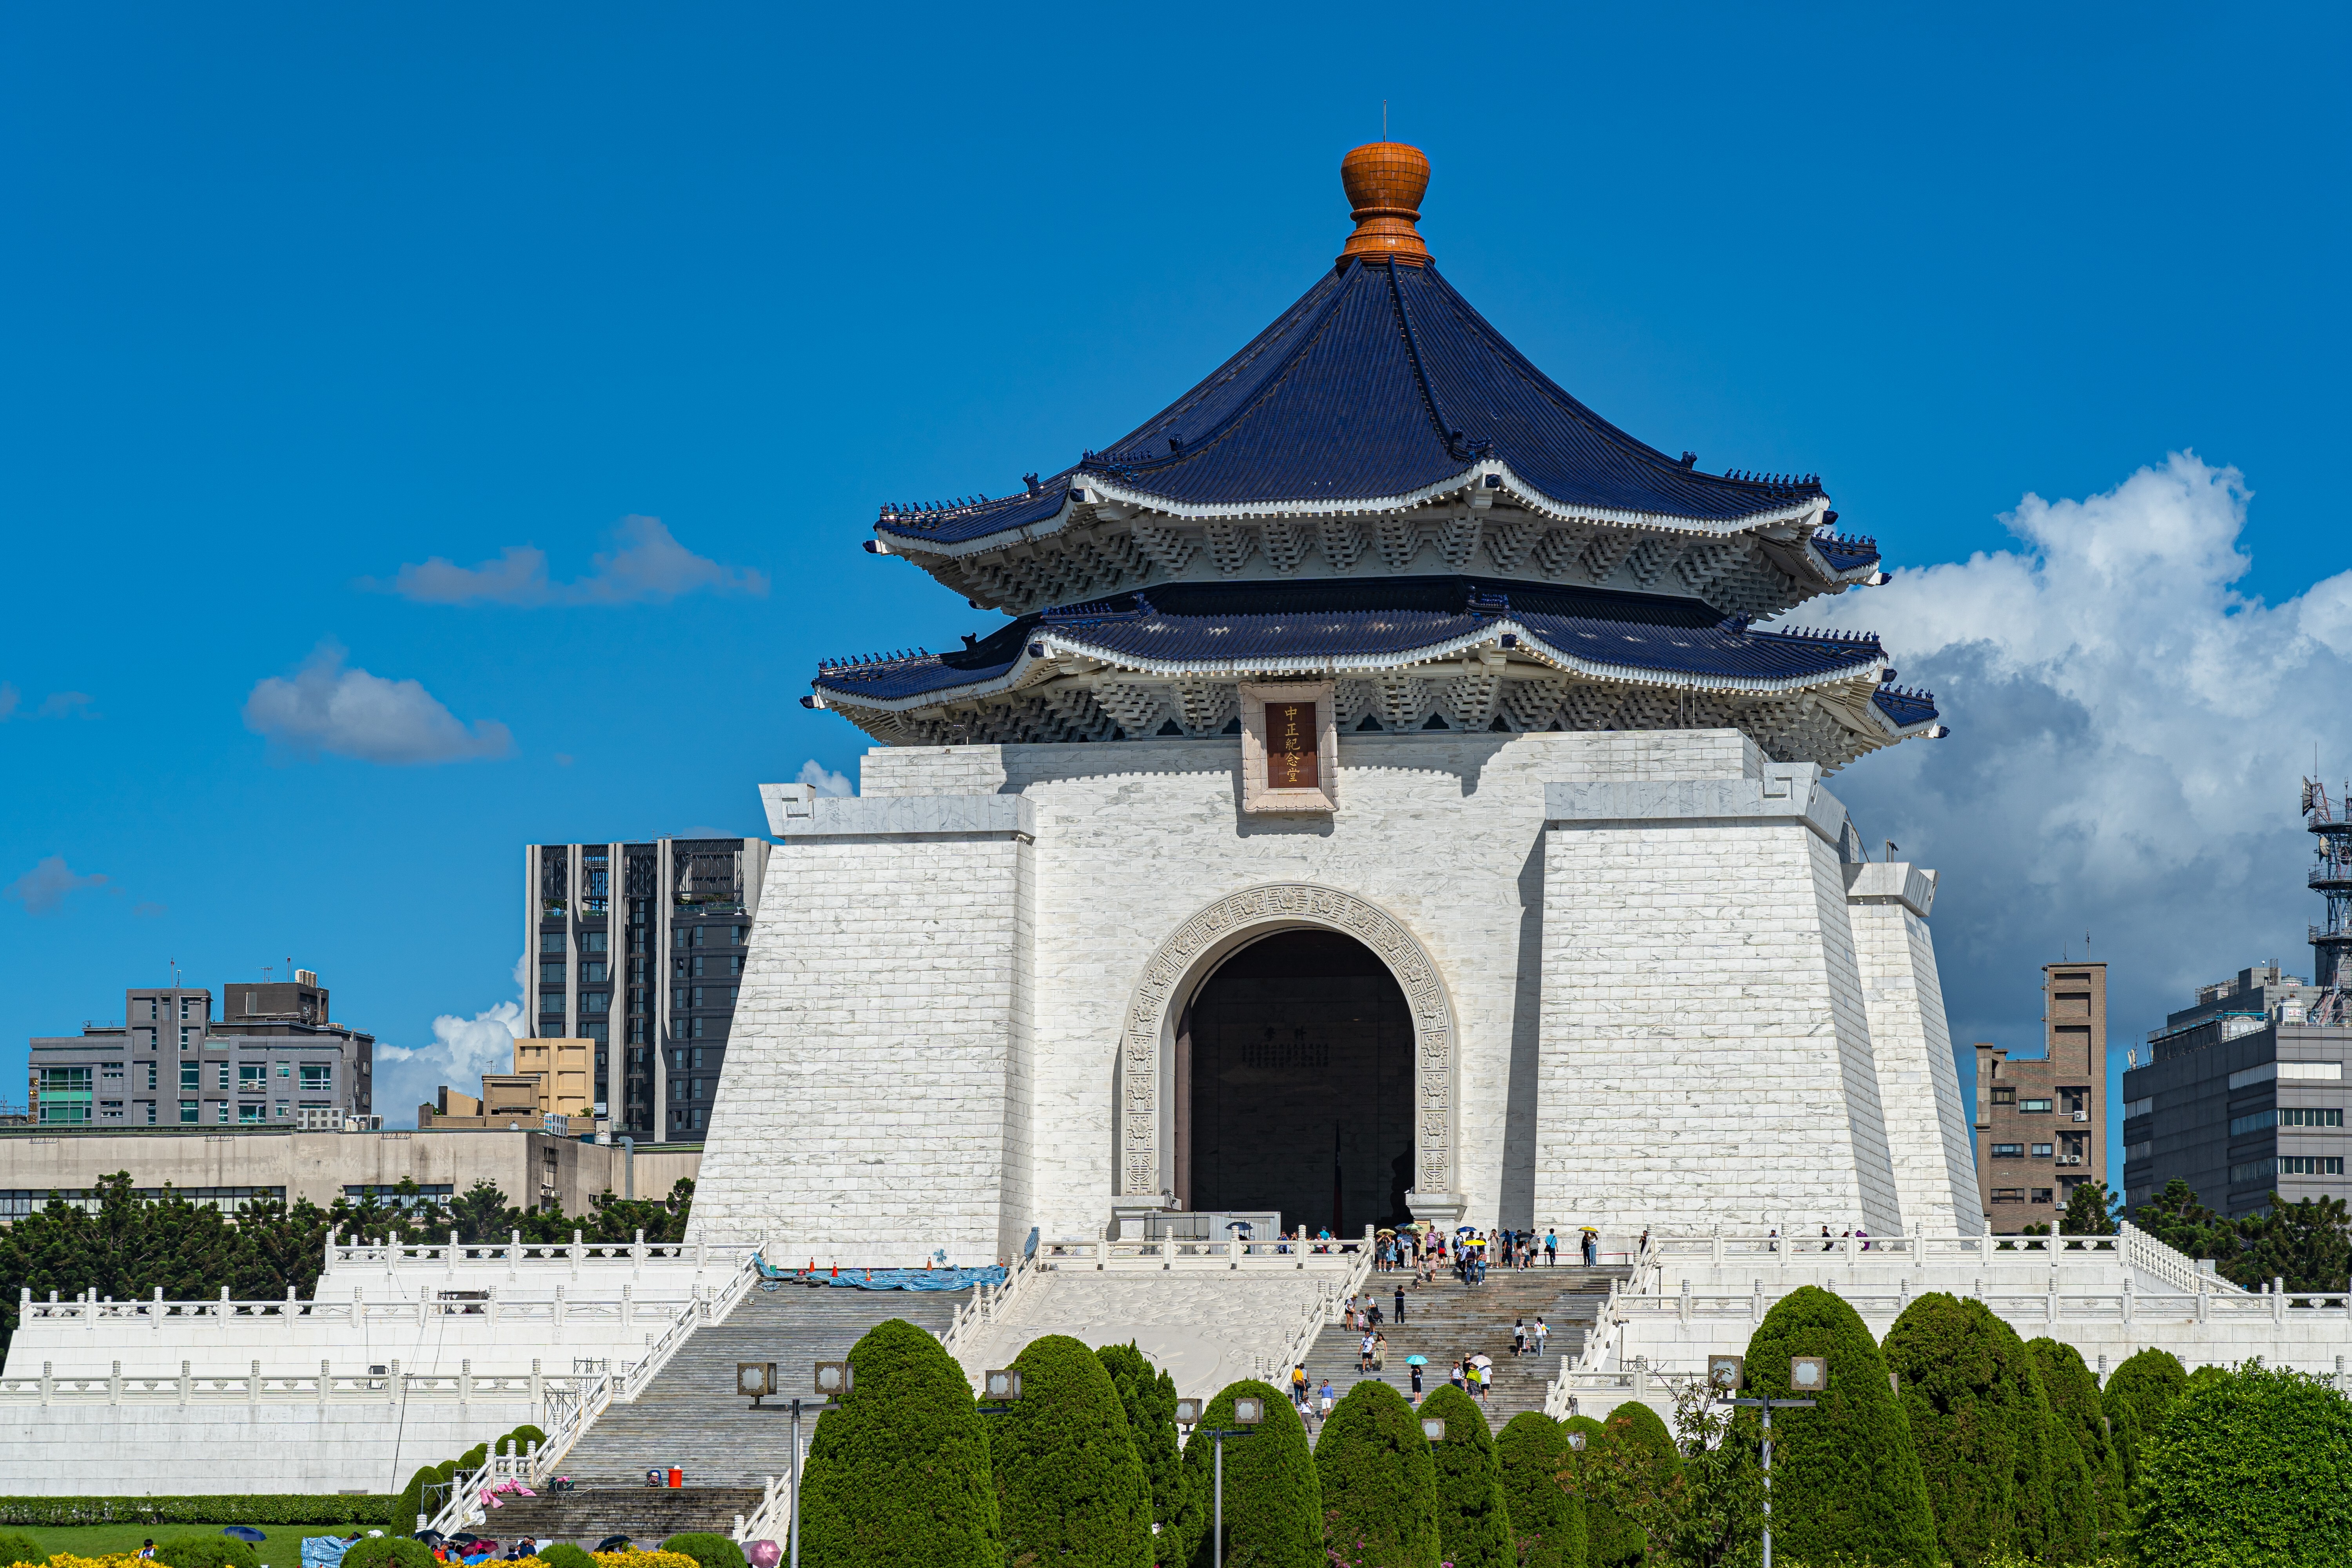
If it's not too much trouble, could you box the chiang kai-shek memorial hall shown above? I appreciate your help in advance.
[688,142,1980,1266]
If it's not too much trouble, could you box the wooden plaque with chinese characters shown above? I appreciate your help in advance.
[1238,681,1338,813]
[1267,701,1319,789]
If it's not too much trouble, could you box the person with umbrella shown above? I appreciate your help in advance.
[1407,1354,1426,1399]
[1581,1226,1599,1266]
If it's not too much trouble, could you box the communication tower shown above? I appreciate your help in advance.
[2301,778,2352,1022]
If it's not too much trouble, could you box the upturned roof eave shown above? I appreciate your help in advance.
[809,617,1888,715]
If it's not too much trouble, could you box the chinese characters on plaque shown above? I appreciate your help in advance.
[1268,702,1319,789]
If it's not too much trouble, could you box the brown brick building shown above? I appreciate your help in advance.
[1975,962,2107,1231]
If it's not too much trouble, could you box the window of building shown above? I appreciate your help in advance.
[145,1062,157,1091]
[2231,1109,2276,1136]
[180,1063,199,1092]
[144,1102,157,1124]
[541,993,564,1016]
[299,1064,332,1092]
[1993,1087,2015,1105]
[180,998,196,1020]
[238,1103,263,1123]
[100,1062,123,1082]
[541,962,566,983]
[2020,1098,2053,1114]
[275,1102,289,1118]
[583,932,607,953]
[2282,1107,2345,1128]
[2031,1143,2054,1157]
[1991,1188,2026,1203]
[2059,1088,2089,1114]
[146,999,159,1021]
[583,961,608,984]
[239,1064,265,1089]
[36,1067,93,1125]
[2124,1097,2153,1119]
[179,1100,199,1123]
[214,1062,230,1092]
[1991,1143,2024,1158]
[583,991,608,1013]
[2284,1156,2346,1176]
[179,1026,195,1049]
[2126,1141,2152,1163]
[341,1183,455,1208]
[541,933,566,954]
[629,1020,646,1044]
[2030,1188,2054,1204]
[215,1102,229,1124]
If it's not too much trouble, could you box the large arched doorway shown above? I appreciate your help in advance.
[1177,929,1416,1234]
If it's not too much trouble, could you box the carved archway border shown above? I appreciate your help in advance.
[1119,882,1456,1203]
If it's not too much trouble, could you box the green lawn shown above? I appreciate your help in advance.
[12,1523,381,1563]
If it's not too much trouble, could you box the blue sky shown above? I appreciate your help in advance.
[4,5,2349,1180]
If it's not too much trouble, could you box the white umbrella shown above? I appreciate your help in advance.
[1468,1354,1493,1369]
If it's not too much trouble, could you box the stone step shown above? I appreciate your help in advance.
[553,1281,971,1488]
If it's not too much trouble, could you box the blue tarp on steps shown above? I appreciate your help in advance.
[755,1255,1005,1290]
[301,1538,352,1568]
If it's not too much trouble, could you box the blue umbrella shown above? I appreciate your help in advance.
[1405,1355,1428,1366]
[224,1528,267,1543]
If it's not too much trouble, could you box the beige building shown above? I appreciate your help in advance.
[0,1123,698,1218]
[1975,961,2108,1231]
[417,1038,594,1132]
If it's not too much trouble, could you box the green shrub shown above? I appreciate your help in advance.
[1315,1378,1440,1567]
[538,1544,597,1568]
[988,1334,1152,1568]
[659,1533,744,1568]
[0,1531,45,1568]
[2133,1360,2352,1565]
[1585,1403,1676,1568]
[1169,1380,1321,1568]
[1882,1292,2030,1566]
[2101,1346,2186,1500]
[1419,1385,1512,1568]
[1496,1411,1583,1568]
[1984,1316,2059,1561]
[796,1317,998,1568]
[155,1538,261,1568]
[0,1499,398,1527]
[396,1466,438,1533]
[1097,1341,1183,1558]
[502,1423,548,1456]
[340,1540,434,1568]
[1742,1284,1936,1566]
[2029,1338,2126,1554]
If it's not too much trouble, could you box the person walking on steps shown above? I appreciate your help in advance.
[1545,1228,1557,1266]
[1513,1318,1527,1357]
[1292,1364,1308,1408]
[1410,1359,1424,1399]
[1534,1317,1550,1357]
[1394,1281,1406,1324]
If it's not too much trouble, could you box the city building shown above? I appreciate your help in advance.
[416,1037,593,1132]
[2122,781,2352,1215]
[524,838,771,1141]
[687,140,1976,1265]
[26,973,373,1129]
[0,1122,699,1219]
[1974,961,2107,1231]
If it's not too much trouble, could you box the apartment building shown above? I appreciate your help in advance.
[27,974,374,1129]
[1974,961,2106,1231]
[524,838,771,1141]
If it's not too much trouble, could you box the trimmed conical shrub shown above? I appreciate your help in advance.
[2031,1336,2126,1555]
[1098,1340,1184,1558]
[1559,1414,1612,1566]
[1171,1378,1322,1568]
[1316,1378,1441,1567]
[397,1465,438,1532]
[796,1317,999,1568]
[1497,1410,1585,1568]
[1740,1284,1937,1566]
[1985,1315,2060,1559]
[2134,1360,2352,1565]
[989,1333,1154,1568]
[1419,1384,1513,1568]
[1883,1292,2040,1566]
[1585,1403,1677,1568]
[2102,1345,2186,1500]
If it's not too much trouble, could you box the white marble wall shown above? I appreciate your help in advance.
[694,730,1968,1259]
[1847,865,1984,1235]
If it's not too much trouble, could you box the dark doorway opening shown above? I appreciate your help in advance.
[1182,929,1414,1235]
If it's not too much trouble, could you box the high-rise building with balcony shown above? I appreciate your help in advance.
[1974,961,2107,1231]
[523,839,771,1141]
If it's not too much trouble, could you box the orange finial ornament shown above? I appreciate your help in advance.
[1337,142,1431,269]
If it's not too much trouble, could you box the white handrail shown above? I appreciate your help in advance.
[940,1250,1042,1360]
[731,1474,788,1545]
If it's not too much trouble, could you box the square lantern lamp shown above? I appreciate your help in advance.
[1421,1417,1446,1442]
[737,1362,777,1401]
[1790,1356,1829,1394]
[1231,1395,1265,1426]
[983,1368,1023,1403]
[1173,1397,1203,1427]
[1707,1355,1745,1394]
[813,1360,853,1399]
[1566,1429,1586,1451]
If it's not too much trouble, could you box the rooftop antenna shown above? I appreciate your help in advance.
[1382,100,1387,139]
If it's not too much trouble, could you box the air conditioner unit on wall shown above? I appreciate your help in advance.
[2073,1111,2089,1121]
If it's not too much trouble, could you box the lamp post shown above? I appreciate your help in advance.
[1176,1394,1263,1568]
[781,1360,851,1568]
[1711,1354,1823,1568]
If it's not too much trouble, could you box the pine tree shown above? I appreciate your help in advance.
[1419,1384,1512,1568]
[1558,1415,1611,1566]
[1986,1315,2060,1560]
[988,1334,1153,1568]
[2102,1346,2187,1501]
[1097,1341,1183,1561]
[1314,1378,1440,1567]
[1169,1379,1322,1568]
[795,1318,999,1568]
[1882,1292,2029,1566]
[1496,1411,1584,1568]
[2134,1361,2352,1565]
[1583,1403,1677,1568]
[1739,1284,1938,1565]
[2030,1337,2126,1555]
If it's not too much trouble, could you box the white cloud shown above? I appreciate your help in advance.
[5,855,107,915]
[373,956,530,1127]
[0,684,95,721]
[243,644,513,765]
[1814,452,2352,1050]
[380,516,767,606]
[797,758,854,796]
